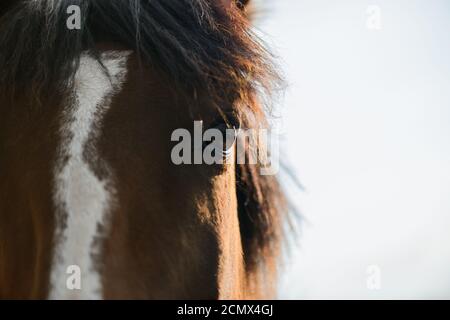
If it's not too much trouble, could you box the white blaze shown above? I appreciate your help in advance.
[50,51,130,300]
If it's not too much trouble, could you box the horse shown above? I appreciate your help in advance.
[0,0,287,299]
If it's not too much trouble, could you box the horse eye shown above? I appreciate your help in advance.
[236,0,250,10]
[203,116,240,155]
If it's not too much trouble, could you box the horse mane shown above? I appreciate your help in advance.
[0,0,287,294]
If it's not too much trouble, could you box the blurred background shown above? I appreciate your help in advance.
[256,0,450,299]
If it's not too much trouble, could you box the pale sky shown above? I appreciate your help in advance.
[257,0,450,299]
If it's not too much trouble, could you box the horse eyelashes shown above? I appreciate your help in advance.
[236,0,251,10]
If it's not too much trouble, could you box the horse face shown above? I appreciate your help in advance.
[91,51,245,299]
[0,49,247,300]
[0,0,283,300]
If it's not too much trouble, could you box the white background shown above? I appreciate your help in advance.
[257,0,450,299]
